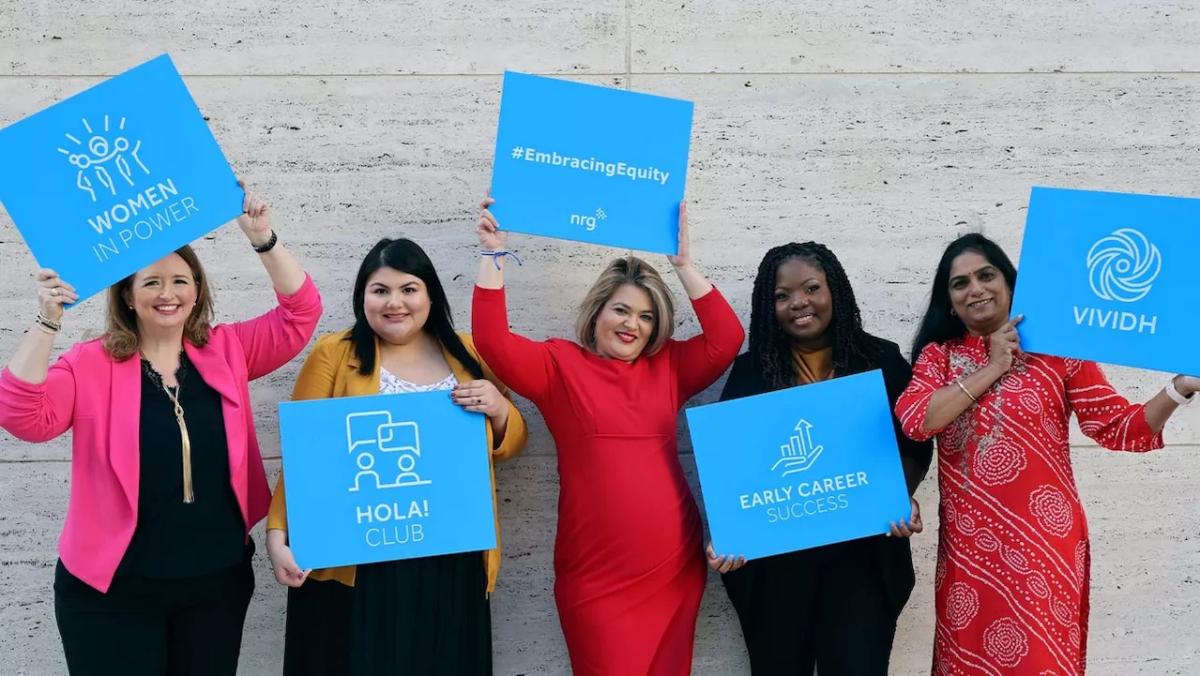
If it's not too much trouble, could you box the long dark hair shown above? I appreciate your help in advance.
[749,242,880,390]
[347,238,482,378]
[909,233,1018,363]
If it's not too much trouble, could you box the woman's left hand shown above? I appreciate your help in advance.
[236,181,274,248]
[888,497,924,538]
[452,379,509,421]
[666,201,692,268]
[706,541,747,574]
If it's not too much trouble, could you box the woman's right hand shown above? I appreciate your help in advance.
[35,269,77,323]
[987,315,1023,373]
[476,194,507,252]
[266,529,310,588]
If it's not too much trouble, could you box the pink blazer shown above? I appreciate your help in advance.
[0,276,322,592]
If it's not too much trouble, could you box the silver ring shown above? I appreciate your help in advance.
[50,288,60,297]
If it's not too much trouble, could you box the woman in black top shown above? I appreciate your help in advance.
[716,242,932,675]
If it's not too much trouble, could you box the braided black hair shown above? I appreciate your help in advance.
[749,242,881,390]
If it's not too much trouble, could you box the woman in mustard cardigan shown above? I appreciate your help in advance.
[266,237,527,676]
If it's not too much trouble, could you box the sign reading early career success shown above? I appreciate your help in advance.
[490,71,693,255]
[278,391,496,570]
[686,370,910,560]
[0,54,243,303]
[1011,186,1200,375]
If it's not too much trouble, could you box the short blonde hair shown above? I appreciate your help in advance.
[575,256,675,357]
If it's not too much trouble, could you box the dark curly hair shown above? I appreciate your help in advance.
[749,242,880,390]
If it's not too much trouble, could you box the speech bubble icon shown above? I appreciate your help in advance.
[378,421,420,455]
[345,410,393,453]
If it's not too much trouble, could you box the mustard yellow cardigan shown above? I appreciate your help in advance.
[267,330,528,594]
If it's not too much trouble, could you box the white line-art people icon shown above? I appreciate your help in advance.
[345,410,432,492]
[771,419,823,477]
[1086,228,1162,303]
[56,115,150,203]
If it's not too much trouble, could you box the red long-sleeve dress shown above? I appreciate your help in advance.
[472,285,743,675]
[896,337,1163,675]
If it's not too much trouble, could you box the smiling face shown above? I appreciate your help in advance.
[363,267,432,346]
[126,253,198,337]
[592,283,656,362]
[773,257,834,349]
[948,250,1012,335]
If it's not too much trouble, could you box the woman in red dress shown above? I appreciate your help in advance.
[470,197,743,675]
[896,234,1198,674]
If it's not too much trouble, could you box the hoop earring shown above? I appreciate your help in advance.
[949,308,957,317]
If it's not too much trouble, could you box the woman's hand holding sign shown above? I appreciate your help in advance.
[706,541,747,574]
[236,181,273,249]
[887,497,924,538]
[266,528,311,588]
[36,269,78,323]
[987,315,1023,374]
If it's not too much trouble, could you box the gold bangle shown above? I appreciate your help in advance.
[33,321,57,335]
[955,378,977,403]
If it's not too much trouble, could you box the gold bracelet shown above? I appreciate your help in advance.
[955,378,977,403]
[33,321,57,335]
[36,312,61,331]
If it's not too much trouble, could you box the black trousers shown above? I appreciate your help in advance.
[722,538,901,676]
[54,558,254,676]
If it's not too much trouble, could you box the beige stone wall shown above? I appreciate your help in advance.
[1,2,1198,673]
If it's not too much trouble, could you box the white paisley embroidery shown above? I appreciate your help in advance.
[945,582,980,630]
[983,617,1029,668]
[1029,485,1073,537]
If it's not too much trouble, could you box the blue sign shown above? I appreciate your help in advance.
[490,71,693,255]
[1011,186,1200,374]
[278,391,496,570]
[0,54,243,304]
[686,370,910,560]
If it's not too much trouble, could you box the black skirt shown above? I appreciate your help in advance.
[283,551,492,676]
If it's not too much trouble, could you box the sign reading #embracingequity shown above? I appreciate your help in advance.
[686,370,910,560]
[489,71,693,255]
[278,391,497,570]
[1011,187,1200,375]
[0,54,243,304]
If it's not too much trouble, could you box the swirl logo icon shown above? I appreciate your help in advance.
[1086,228,1162,303]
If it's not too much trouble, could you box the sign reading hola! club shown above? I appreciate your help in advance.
[278,391,497,570]
[1011,186,1200,374]
[0,54,243,304]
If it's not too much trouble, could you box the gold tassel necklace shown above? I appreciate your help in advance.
[163,382,194,503]
[144,354,194,503]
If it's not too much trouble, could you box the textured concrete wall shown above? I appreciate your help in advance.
[1,2,1199,674]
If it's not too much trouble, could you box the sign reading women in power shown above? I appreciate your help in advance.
[489,71,693,255]
[278,391,497,570]
[1011,187,1200,374]
[685,370,910,560]
[0,54,243,303]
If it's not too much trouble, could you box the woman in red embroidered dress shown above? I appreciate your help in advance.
[896,234,1198,675]
[470,197,743,675]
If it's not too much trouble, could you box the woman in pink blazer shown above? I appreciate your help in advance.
[0,186,322,676]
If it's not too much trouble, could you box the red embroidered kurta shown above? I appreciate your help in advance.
[472,285,743,675]
[896,336,1163,675]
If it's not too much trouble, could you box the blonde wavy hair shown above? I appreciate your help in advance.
[103,245,215,361]
[575,256,675,357]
